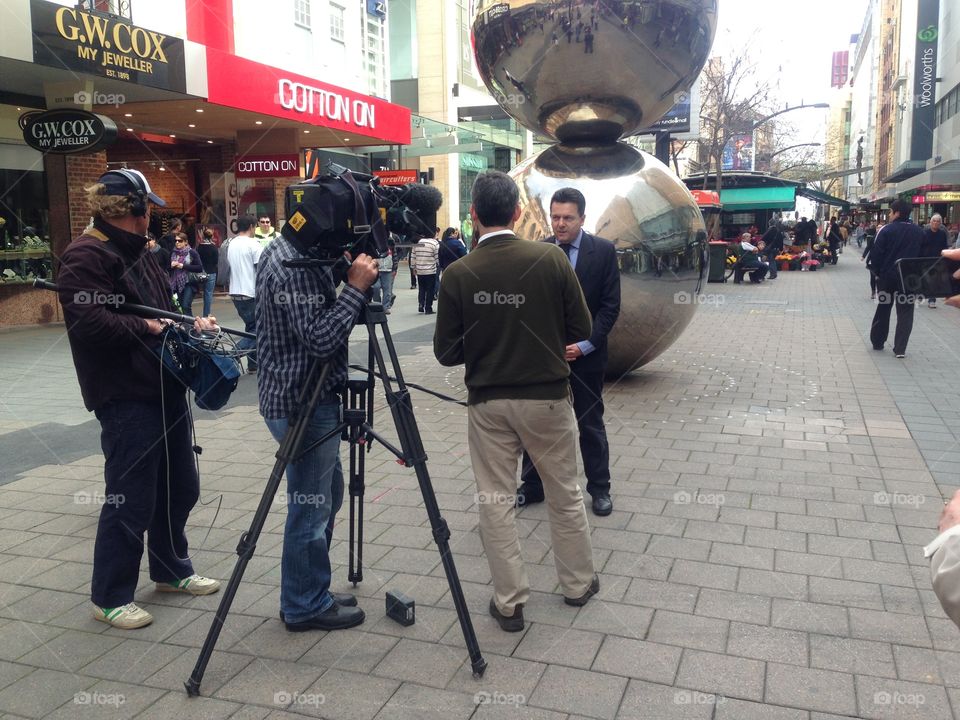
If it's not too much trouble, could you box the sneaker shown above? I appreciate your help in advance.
[929,300,937,308]
[895,352,905,359]
[93,602,153,629]
[156,575,221,596]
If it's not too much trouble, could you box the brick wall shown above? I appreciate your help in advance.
[65,152,108,241]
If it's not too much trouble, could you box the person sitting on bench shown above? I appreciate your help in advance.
[735,233,768,284]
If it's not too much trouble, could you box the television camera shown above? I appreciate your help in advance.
[280,163,443,268]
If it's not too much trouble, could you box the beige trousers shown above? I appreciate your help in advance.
[467,396,595,614]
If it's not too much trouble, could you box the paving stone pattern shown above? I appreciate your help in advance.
[0,261,959,718]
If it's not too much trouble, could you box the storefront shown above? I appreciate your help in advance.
[0,0,410,326]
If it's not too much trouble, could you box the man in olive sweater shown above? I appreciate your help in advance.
[434,170,599,633]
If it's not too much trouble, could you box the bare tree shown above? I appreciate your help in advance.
[696,48,776,192]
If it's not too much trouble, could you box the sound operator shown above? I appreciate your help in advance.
[57,169,221,630]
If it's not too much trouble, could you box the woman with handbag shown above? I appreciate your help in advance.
[169,232,204,315]
[196,228,220,317]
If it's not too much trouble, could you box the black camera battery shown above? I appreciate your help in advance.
[386,590,415,626]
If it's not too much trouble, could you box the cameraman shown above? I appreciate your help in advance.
[57,169,220,630]
[256,229,378,631]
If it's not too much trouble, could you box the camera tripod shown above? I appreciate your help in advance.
[186,301,487,696]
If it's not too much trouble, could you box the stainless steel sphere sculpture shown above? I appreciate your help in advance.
[472,0,718,375]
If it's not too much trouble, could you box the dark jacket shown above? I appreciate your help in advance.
[434,233,591,405]
[761,226,783,254]
[438,236,467,270]
[197,242,220,274]
[547,231,621,373]
[868,218,924,285]
[921,227,949,257]
[57,218,178,412]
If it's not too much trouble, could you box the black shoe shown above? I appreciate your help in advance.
[591,493,613,516]
[285,603,365,632]
[418,307,424,313]
[489,598,524,632]
[515,482,545,508]
[424,309,434,314]
[279,592,357,622]
[564,574,600,607]
[894,351,905,359]
[872,345,883,350]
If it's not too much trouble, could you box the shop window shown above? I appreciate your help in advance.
[330,4,345,42]
[295,0,311,29]
[0,168,52,286]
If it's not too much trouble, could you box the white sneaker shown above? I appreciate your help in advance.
[155,574,221,596]
[93,602,154,629]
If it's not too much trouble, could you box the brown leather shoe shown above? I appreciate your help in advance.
[489,598,524,632]
[564,574,600,607]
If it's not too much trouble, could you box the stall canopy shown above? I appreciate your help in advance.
[719,186,796,211]
[797,186,850,209]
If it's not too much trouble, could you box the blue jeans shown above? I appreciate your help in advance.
[264,399,344,623]
[201,273,217,317]
[372,270,394,309]
[232,296,257,369]
[181,284,196,317]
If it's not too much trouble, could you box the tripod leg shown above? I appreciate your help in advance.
[186,360,333,696]
[366,313,487,678]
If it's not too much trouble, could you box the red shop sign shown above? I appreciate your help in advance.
[374,170,418,186]
[912,195,926,204]
[205,48,411,145]
[235,153,300,178]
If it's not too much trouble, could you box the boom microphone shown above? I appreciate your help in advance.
[386,183,443,239]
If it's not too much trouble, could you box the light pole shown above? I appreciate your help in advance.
[749,102,829,171]
[756,143,822,173]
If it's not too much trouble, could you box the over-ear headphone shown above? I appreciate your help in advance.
[102,169,148,217]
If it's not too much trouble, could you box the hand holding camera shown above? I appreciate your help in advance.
[345,253,379,293]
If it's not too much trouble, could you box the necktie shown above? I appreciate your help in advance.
[560,243,573,261]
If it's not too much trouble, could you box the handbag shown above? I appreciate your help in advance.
[187,271,208,286]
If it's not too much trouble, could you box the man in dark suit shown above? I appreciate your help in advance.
[516,188,621,516]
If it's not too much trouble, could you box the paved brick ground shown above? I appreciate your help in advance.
[1,256,960,719]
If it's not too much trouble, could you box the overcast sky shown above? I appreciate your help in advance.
[710,0,870,146]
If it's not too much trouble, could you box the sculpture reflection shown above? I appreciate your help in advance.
[473,0,718,142]
[473,0,717,373]
[512,143,706,376]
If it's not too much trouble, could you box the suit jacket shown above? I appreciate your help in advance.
[547,231,621,373]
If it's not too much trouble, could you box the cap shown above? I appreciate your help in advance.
[97,169,167,207]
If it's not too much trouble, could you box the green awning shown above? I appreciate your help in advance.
[796,187,850,208]
[719,186,797,210]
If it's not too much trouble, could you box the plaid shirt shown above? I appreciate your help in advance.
[256,236,365,419]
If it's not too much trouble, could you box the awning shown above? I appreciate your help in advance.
[719,186,796,210]
[895,160,960,195]
[797,187,850,208]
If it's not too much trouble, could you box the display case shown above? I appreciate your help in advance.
[0,167,52,285]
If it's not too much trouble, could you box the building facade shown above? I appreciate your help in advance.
[0,0,410,326]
